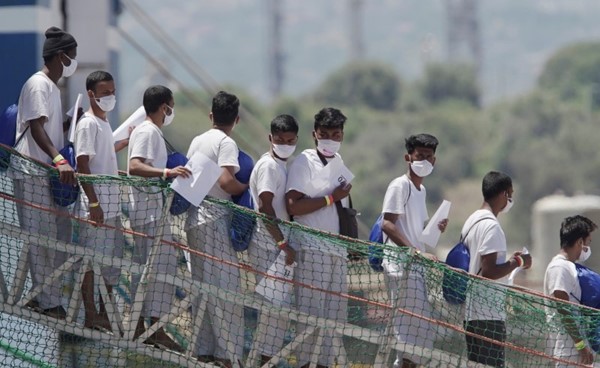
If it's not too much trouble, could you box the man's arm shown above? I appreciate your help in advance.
[218,166,247,196]
[382,212,437,261]
[77,155,103,224]
[258,191,295,265]
[553,290,595,365]
[129,157,191,179]
[285,184,351,217]
[480,251,532,280]
[30,117,76,185]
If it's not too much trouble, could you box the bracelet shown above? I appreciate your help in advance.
[162,168,170,180]
[324,194,333,206]
[54,159,69,166]
[89,202,100,208]
[277,240,288,250]
[52,154,65,164]
[515,255,524,268]
[575,340,586,351]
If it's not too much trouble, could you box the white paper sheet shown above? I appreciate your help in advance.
[255,252,296,306]
[307,156,355,195]
[113,105,146,141]
[507,247,529,285]
[419,200,451,248]
[170,151,220,207]
[67,93,82,143]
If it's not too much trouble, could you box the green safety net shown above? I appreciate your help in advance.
[0,143,598,368]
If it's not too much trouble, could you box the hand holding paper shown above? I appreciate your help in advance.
[308,156,354,196]
[507,247,529,285]
[170,152,220,207]
[419,200,451,248]
[113,105,146,141]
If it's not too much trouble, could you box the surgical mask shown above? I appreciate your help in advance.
[163,106,175,126]
[61,54,78,78]
[410,160,434,177]
[272,144,296,159]
[317,139,340,156]
[578,246,592,263]
[94,94,116,112]
[500,197,514,214]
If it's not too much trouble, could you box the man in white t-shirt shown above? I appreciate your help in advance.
[462,171,532,367]
[544,215,597,367]
[185,91,248,366]
[286,107,352,368]
[74,71,130,332]
[247,114,298,365]
[127,85,190,352]
[380,133,448,368]
[12,26,78,319]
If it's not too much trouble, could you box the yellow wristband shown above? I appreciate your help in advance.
[575,340,586,351]
[277,240,288,250]
[52,154,65,164]
[89,202,100,208]
[324,195,334,206]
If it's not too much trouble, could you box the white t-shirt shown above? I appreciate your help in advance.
[286,149,348,256]
[187,128,240,201]
[14,71,64,164]
[544,254,582,358]
[250,152,289,221]
[74,112,120,218]
[381,174,428,252]
[127,120,168,227]
[462,209,508,321]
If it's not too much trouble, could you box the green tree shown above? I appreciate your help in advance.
[538,42,600,107]
[418,63,480,108]
[313,61,402,111]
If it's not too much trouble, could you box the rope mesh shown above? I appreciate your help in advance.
[0,144,597,367]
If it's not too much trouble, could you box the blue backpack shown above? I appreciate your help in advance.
[0,103,19,171]
[163,138,192,216]
[442,217,494,305]
[49,142,80,206]
[575,263,600,352]
[230,150,256,252]
[367,182,411,272]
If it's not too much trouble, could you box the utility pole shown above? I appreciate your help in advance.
[445,0,481,76]
[348,0,365,60]
[267,0,284,99]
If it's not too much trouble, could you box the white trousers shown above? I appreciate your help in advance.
[294,247,348,367]
[13,177,70,310]
[384,265,434,366]
[78,216,124,286]
[130,221,178,318]
[247,238,289,357]
[187,210,245,360]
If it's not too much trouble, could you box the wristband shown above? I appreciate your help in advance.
[52,154,65,164]
[89,202,100,208]
[324,194,333,206]
[277,240,288,250]
[54,159,69,166]
[162,168,170,180]
[515,255,524,268]
[575,340,586,351]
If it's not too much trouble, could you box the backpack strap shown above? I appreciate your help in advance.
[460,216,496,243]
[14,125,30,149]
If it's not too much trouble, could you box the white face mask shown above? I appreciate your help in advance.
[272,143,296,159]
[500,197,514,214]
[163,105,175,126]
[578,245,592,263]
[61,54,78,78]
[94,94,116,112]
[410,159,434,177]
[317,139,341,156]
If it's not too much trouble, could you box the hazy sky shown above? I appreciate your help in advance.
[118,0,600,111]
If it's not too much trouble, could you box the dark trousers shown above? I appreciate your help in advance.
[465,320,506,367]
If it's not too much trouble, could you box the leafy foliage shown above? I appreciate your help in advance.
[418,63,481,108]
